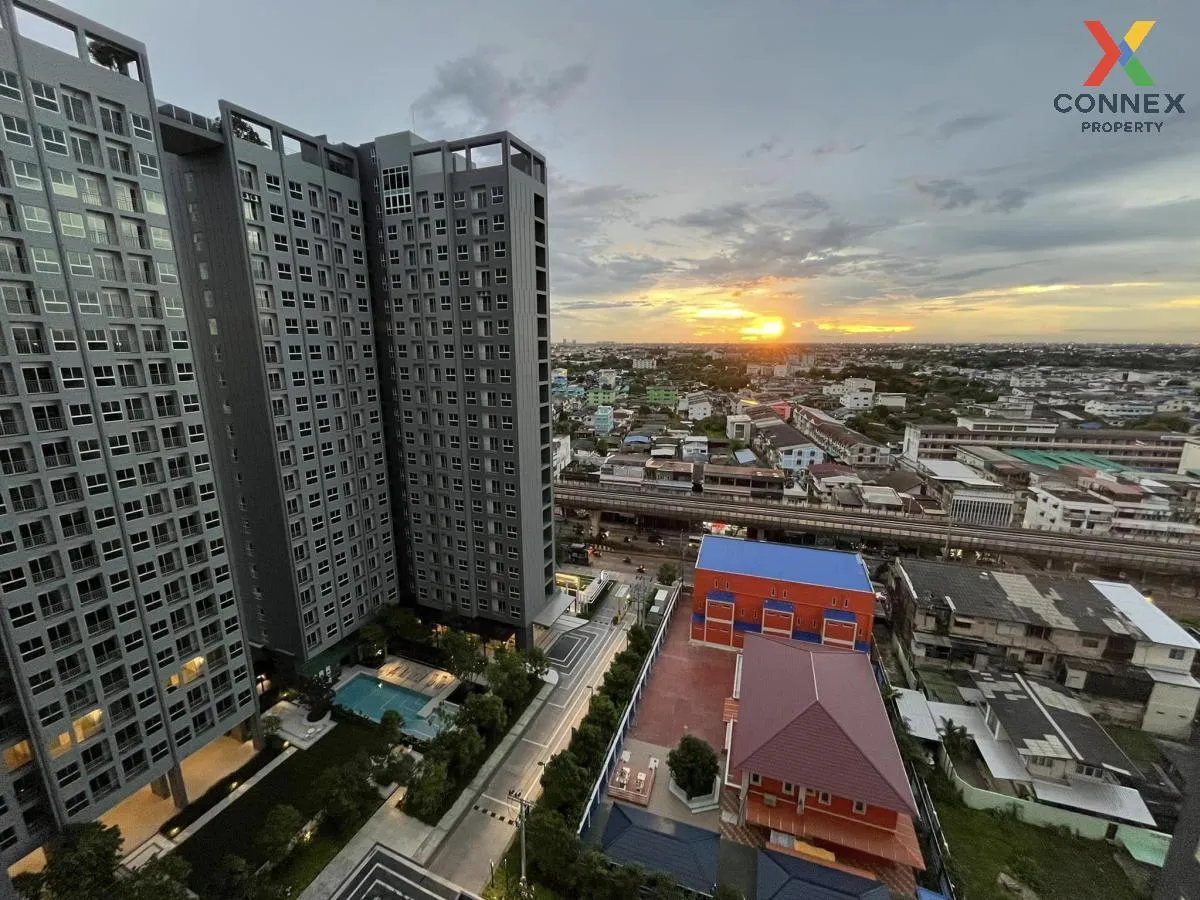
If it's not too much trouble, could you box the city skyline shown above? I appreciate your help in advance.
[60,0,1200,344]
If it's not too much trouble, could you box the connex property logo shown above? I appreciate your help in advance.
[1053,19,1186,134]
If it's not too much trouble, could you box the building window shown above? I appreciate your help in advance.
[749,773,760,786]
[1169,648,1186,661]
[818,792,831,805]
[781,782,794,796]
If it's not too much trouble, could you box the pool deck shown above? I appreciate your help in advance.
[335,657,459,719]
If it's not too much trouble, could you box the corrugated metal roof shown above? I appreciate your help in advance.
[730,635,917,816]
[696,536,872,593]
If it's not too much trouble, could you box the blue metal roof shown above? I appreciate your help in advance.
[757,849,890,899]
[696,535,872,593]
[601,803,719,894]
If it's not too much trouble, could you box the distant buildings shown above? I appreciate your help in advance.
[911,460,1015,527]
[752,421,824,472]
[793,407,892,469]
[678,391,715,421]
[644,386,678,408]
[597,368,619,388]
[587,387,618,406]
[888,558,1200,738]
[902,417,1187,471]
[726,636,925,883]
[691,536,875,651]
[631,356,657,370]
[1083,399,1156,421]
[593,405,614,436]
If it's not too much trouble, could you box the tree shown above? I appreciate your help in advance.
[627,623,653,659]
[255,803,303,862]
[585,692,620,735]
[458,691,507,741]
[261,714,282,747]
[525,646,551,681]
[298,672,335,719]
[568,720,610,771]
[208,854,288,900]
[404,758,451,822]
[448,724,485,778]
[377,751,417,787]
[378,604,428,645]
[486,650,534,714]
[656,563,679,584]
[120,854,192,900]
[942,719,973,761]
[667,735,719,799]
[525,807,581,888]
[378,709,405,750]
[600,658,639,704]
[15,822,123,900]
[441,629,485,682]
[358,623,387,662]
[713,885,745,900]
[230,113,266,146]
[539,749,592,818]
[312,756,381,834]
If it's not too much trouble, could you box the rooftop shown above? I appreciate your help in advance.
[756,849,890,900]
[972,671,1137,775]
[600,802,720,894]
[898,558,1199,648]
[697,536,873,593]
[731,635,917,816]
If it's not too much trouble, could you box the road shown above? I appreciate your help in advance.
[555,483,1200,575]
[426,585,632,892]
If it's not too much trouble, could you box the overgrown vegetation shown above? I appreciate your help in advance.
[934,797,1140,900]
[667,735,720,799]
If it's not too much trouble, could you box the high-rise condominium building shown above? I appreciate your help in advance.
[158,103,397,672]
[358,132,555,644]
[0,0,257,881]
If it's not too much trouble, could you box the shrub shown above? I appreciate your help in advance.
[667,735,719,799]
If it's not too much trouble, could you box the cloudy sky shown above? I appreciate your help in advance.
[63,0,1200,343]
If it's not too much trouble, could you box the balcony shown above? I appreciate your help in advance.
[0,257,29,275]
[78,588,106,606]
[1,457,31,474]
[70,554,99,574]
[121,235,148,251]
[58,665,90,685]
[52,488,82,504]
[21,531,49,548]
[11,497,44,512]
[115,196,141,213]
[49,634,79,652]
[23,377,56,394]
[127,269,154,285]
[14,339,46,355]
[89,229,117,246]
[34,416,65,433]
[0,214,20,233]
[43,452,74,469]
[30,567,61,585]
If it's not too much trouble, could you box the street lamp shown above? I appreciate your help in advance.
[585,684,594,696]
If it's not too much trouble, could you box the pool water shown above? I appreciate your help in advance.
[334,674,454,740]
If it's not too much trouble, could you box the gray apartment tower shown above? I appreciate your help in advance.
[157,104,398,672]
[359,133,555,644]
[0,0,258,882]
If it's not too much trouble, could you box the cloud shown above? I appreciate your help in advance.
[912,178,980,210]
[742,137,793,161]
[411,47,588,134]
[813,141,866,157]
[935,112,1004,140]
[984,188,1033,214]
[815,323,915,334]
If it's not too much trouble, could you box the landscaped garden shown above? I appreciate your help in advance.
[174,717,395,898]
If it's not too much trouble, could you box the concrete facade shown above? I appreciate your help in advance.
[358,132,554,644]
[159,103,396,670]
[0,0,256,874]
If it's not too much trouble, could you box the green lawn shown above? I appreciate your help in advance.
[1106,724,1166,775]
[176,720,383,897]
[482,840,563,900]
[936,801,1143,900]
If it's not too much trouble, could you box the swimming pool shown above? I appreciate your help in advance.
[334,674,455,740]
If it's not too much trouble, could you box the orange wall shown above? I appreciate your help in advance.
[691,567,875,648]
[739,771,899,831]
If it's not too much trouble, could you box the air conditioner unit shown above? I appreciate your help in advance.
[763,794,777,807]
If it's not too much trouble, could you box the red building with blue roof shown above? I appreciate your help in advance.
[691,536,876,651]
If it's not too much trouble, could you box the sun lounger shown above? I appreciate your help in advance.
[635,772,647,793]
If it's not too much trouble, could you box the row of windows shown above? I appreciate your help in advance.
[0,72,154,142]
[379,184,505,218]
[240,194,360,241]
[393,241,508,267]
[0,241,176,284]
[391,267,510,291]
[236,163,358,216]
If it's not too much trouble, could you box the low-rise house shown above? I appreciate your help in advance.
[913,459,1015,527]
[794,406,891,469]
[753,421,824,472]
[726,636,924,888]
[593,405,614,435]
[888,558,1200,737]
[551,434,572,477]
[598,453,647,488]
[681,435,710,463]
[644,458,695,491]
[805,463,862,503]
[726,413,754,440]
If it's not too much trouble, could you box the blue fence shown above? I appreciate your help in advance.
[576,583,681,836]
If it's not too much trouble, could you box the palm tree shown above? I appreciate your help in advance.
[941,719,973,761]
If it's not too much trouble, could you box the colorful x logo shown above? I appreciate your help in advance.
[1084,20,1156,87]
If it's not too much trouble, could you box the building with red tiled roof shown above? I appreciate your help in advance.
[723,634,925,885]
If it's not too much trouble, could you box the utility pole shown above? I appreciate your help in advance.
[508,788,534,891]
